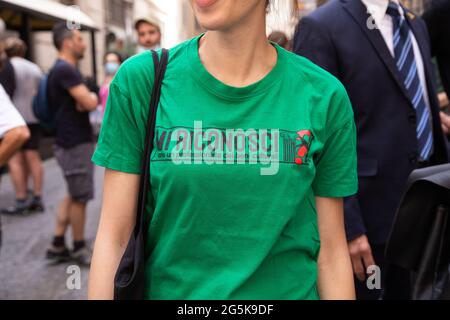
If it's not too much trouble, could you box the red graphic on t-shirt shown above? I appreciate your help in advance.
[295,130,312,165]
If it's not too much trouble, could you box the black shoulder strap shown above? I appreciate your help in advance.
[136,49,169,235]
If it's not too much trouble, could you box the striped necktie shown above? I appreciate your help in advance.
[386,1,433,161]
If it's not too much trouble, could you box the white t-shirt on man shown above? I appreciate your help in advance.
[10,56,43,124]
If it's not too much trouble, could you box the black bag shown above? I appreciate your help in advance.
[114,49,169,300]
[385,164,450,300]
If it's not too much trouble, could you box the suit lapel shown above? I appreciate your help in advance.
[340,0,412,103]
[406,9,435,102]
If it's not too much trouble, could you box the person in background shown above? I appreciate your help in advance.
[0,42,29,173]
[294,0,449,299]
[0,39,30,252]
[0,20,29,254]
[268,31,290,50]
[45,22,98,265]
[1,38,45,215]
[99,51,123,115]
[0,40,15,100]
[422,0,450,145]
[134,18,161,53]
[0,87,29,175]
[0,81,29,251]
[441,109,450,136]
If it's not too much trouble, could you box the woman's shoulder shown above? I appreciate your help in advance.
[111,38,194,96]
[119,38,193,74]
[283,49,345,95]
[282,49,353,126]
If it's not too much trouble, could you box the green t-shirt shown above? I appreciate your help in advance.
[92,35,358,300]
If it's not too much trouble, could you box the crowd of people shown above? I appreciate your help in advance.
[0,16,162,264]
[0,0,449,300]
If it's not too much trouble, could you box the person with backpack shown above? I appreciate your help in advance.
[0,42,29,169]
[0,40,16,100]
[0,45,30,252]
[45,22,98,265]
[1,38,45,215]
[88,0,357,300]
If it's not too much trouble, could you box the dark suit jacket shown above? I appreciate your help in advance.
[294,0,449,244]
[423,0,450,98]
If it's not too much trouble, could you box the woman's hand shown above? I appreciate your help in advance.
[316,197,355,300]
[88,169,140,300]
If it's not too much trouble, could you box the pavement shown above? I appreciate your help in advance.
[0,159,104,300]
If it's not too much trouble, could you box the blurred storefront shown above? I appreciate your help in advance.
[0,0,202,83]
[0,0,99,78]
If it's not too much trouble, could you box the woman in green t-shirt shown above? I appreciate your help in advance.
[89,0,358,300]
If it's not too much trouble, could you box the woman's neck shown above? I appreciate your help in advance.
[198,14,277,88]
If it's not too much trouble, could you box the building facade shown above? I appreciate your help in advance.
[30,0,202,82]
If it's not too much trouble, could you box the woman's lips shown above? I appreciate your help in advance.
[195,0,218,9]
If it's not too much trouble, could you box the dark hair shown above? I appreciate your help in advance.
[268,31,288,49]
[52,22,74,51]
[104,51,123,64]
[4,37,27,58]
[0,43,4,71]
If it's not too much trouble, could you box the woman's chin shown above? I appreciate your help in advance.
[196,17,233,32]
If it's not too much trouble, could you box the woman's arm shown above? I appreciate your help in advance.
[316,197,355,300]
[88,169,140,300]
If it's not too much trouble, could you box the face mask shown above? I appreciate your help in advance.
[105,62,120,75]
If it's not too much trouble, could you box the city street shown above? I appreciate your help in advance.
[0,159,104,300]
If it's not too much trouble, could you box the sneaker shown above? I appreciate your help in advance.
[28,198,45,213]
[71,246,92,267]
[46,245,71,263]
[1,200,29,215]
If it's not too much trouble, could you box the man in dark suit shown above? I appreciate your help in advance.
[423,0,450,147]
[294,0,449,299]
[423,0,450,98]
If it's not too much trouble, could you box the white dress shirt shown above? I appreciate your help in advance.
[362,0,431,109]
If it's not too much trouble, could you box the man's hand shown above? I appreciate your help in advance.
[348,235,375,282]
[438,92,449,109]
[440,112,450,135]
